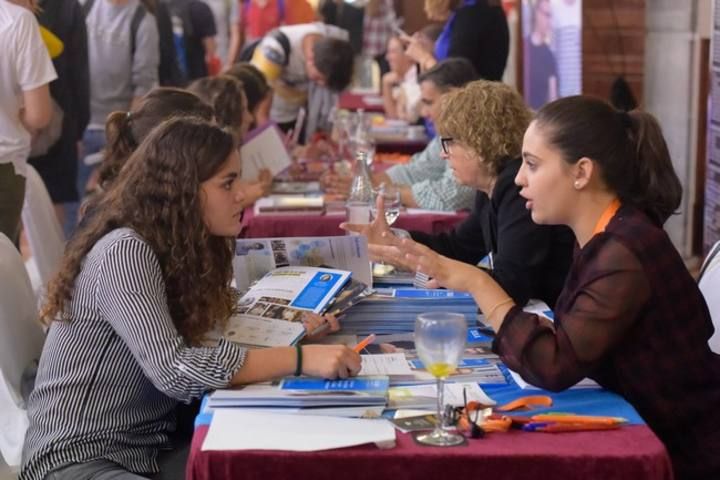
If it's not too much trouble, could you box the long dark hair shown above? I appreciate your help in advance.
[44,118,239,344]
[535,96,682,225]
[99,88,214,189]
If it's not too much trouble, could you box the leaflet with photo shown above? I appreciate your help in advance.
[225,266,351,348]
[234,235,372,291]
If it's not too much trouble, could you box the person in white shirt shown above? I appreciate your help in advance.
[0,0,57,244]
[381,35,420,121]
[251,22,355,131]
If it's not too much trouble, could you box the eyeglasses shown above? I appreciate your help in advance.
[440,137,454,155]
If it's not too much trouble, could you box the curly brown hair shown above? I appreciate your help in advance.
[98,88,214,190]
[43,118,239,345]
[435,80,532,176]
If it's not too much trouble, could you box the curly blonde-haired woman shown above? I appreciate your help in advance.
[22,118,360,480]
[343,80,573,308]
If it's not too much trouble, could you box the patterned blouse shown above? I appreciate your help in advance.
[494,205,720,480]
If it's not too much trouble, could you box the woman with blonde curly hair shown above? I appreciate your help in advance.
[344,80,573,308]
[21,118,360,480]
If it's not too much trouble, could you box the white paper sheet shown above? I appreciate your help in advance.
[359,353,413,376]
[202,410,396,452]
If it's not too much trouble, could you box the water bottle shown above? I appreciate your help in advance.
[346,150,373,228]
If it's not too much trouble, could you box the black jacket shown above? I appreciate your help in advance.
[411,157,574,308]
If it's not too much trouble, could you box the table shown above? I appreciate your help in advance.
[187,383,673,480]
[240,208,468,239]
[338,91,385,113]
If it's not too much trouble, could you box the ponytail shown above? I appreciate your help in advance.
[98,111,137,189]
[535,96,682,225]
[95,87,215,190]
[625,111,682,225]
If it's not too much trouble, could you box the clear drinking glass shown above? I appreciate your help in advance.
[370,184,401,226]
[413,312,467,446]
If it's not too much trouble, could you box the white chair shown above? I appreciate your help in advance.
[21,165,65,298]
[699,241,720,354]
[0,233,45,469]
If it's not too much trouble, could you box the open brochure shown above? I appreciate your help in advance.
[241,122,292,181]
[224,266,351,348]
[233,235,373,291]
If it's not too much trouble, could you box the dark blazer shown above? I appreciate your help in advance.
[411,157,574,308]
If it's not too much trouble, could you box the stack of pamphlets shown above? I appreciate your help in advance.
[339,288,479,335]
[208,376,390,409]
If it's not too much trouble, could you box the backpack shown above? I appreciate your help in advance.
[30,0,66,157]
[155,1,187,86]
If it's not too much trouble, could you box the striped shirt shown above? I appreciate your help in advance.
[385,137,476,211]
[21,228,246,480]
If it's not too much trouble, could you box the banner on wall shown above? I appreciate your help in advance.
[522,0,582,110]
[706,0,720,252]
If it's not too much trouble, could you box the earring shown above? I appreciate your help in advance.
[574,181,581,189]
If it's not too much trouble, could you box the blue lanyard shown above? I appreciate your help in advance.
[434,0,477,60]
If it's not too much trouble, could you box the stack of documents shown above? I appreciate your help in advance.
[253,195,324,215]
[340,288,479,334]
[209,376,390,409]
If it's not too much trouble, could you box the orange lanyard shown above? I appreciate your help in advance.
[592,199,621,236]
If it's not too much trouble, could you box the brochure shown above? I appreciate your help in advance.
[224,266,351,348]
[241,122,292,181]
[233,235,372,291]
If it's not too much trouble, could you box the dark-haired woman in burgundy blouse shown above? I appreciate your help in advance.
[391,95,720,480]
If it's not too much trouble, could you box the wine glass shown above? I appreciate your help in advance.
[413,312,467,446]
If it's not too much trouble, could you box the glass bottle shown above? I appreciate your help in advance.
[346,150,373,228]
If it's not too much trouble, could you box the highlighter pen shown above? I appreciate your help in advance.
[353,334,376,353]
[534,423,621,433]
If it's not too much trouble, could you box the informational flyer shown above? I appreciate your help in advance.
[233,235,372,291]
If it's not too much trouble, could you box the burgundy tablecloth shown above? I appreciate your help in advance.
[338,92,385,113]
[241,209,468,238]
[187,424,672,480]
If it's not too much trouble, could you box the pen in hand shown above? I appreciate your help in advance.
[353,333,376,353]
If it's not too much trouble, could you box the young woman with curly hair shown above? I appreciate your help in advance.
[21,118,360,480]
[188,75,271,206]
[343,80,574,308]
[392,96,720,480]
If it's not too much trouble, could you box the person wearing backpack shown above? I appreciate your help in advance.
[0,0,57,245]
[29,0,90,230]
[166,0,218,81]
[68,0,159,234]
